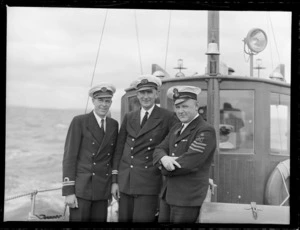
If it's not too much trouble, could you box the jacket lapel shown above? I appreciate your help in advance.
[86,111,102,145]
[127,110,141,136]
[97,117,113,155]
[137,105,161,137]
[175,116,201,143]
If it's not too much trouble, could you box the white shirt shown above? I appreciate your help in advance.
[140,104,155,124]
[181,113,199,134]
[93,110,106,131]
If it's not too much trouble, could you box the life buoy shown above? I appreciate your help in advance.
[264,159,290,206]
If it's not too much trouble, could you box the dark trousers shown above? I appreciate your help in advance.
[69,197,108,222]
[158,198,200,223]
[119,192,158,222]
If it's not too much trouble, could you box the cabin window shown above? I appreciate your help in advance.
[128,95,141,112]
[219,90,254,153]
[197,91,208,121]
[127,95,160,112]
[270,93,290,155]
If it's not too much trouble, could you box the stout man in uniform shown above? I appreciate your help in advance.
[153,85,216,223]
[111,75,178,222]
[62,83,119,221]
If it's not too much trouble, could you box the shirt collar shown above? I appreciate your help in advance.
[93,110,106,128]
[181,113,199,131]
[140,104,155,119]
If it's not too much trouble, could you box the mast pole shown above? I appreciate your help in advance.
[207,11,220,203]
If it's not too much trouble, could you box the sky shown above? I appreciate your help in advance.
[6,7,292,111]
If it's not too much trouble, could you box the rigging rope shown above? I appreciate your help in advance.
[84,9,109,114]
[266,12,274,71]
[164,10,172,70]
[5,187,62,201]
[268,12,281,64]
[134,10,143,75]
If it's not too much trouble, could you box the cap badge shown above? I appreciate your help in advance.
[141,79,148,84]
[101,87,107,92]
[173,88,179,98]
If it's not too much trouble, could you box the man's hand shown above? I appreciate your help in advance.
[160,156,181,171]
[65,194,78,208]
[111,183,120,201]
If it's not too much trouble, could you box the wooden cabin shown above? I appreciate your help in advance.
[120,75,290,207]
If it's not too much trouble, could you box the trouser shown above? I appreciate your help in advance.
[158,198,200,223]
[69,197,108,222]
[118,192,158,222]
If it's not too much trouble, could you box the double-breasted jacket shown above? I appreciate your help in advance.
[62,111,118,200]
[112,105,178,195]
[153,115,216,206]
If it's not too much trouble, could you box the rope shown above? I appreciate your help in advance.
[134,10,143,75]
[5,187,62,201]
[5,192,35,201]
[84,9,109,114]
[32,204,67,220]
[164,10,172,70]
[268,12,281,64]
[266,12,274,71]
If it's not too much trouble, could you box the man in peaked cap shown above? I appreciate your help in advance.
[62,83,119,221]
[111,74,179,222]
[153,85,217,223]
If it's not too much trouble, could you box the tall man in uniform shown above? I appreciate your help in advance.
[153,85,217,223]
[62,83,119,221]
[111,75,178,222]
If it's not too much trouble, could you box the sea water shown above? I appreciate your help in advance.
[5,106,120,221]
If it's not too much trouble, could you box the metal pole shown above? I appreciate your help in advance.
[207,11,220,76]
[250,53,253,77]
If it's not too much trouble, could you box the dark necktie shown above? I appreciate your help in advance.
[100,119,105,135]
[141,111,148,128]
[177,124,184,137]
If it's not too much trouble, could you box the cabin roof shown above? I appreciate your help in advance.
[124,75,290,92]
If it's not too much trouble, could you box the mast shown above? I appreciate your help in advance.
[207,11,220,74]
[207,11,220,202]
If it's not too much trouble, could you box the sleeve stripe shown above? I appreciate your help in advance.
[189,146,204,152]
[62,182,75,186]
[191,143,205,149]
[193,141,207,146]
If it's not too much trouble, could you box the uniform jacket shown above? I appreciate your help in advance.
[112,105,179,195]
[153,115,216,207]
[62,111,118,200]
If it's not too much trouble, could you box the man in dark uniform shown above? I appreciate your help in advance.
[153,85,217,223]
[62,83,119,221]
[111,74,178,222]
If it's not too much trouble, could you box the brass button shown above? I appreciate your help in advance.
[130,165,133,168]
[92,173,95,176]
[148,147,151,150]
[171,153,175,156]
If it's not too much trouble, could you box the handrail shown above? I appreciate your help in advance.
[5,187,62,202]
